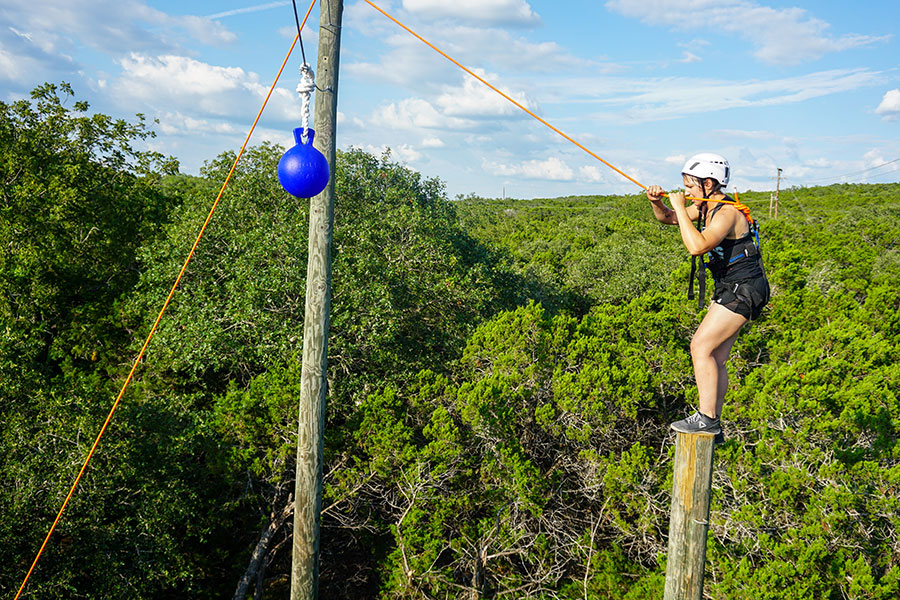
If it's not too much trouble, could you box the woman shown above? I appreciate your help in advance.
[646,153,769,439]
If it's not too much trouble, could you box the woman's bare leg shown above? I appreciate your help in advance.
[712,329,741,417]
[690,303,746,418]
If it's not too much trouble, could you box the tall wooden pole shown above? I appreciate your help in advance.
[291,0,343,598]
[664,432,716,600]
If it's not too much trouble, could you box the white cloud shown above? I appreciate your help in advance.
[784,150,900,186]
[9,26,54,55]
[0,0,238,90]
[401,0,541,27]
[486,156,575,181]
[207,1,290,20]
[112,54,301,124]
[679,51,702,63]
[2,0,236,57]
[807,157,835,169]
[579,165,607,183]
[253,126,296,150]
[362,143,422,164]
[437,25,595,74]
[711,129,779,140]
[664,154,686,165]
[575,68,883,124]
[119,54,247,97]
[435,69,538,119]
[0,23,78,84]
[605,0,889,65]
[352,69,538,155]
[860,150,894,182]
[394,144,422,163]
[785,157,838,179]
[679,38,711,49]
[340,112,367,130]
[345,33,455,90]
[156,112,240,136]
[863,149,885,163]
[176,15,239,45]
[374,97,478,131]
[875,89,900,121]
[0,41,25,82]
[345,24,596,93]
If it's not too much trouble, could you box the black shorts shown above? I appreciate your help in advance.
[712,277,770,320]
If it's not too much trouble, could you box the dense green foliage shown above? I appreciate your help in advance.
[455,195,687,311]
[2,85,900,599]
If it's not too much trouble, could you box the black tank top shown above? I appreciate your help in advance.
[702,201,764,283]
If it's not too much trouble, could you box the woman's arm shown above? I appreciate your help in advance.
[670,193,734,255]
[647,185,699,225]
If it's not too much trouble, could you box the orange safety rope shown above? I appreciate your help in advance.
[733,190,755,226]
[362,0,749,210]
[13,2,317,597]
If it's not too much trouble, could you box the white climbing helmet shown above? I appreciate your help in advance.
[682,153,730,188]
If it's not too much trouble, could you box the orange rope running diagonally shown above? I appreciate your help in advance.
[362,0,746,210]
[14,2,317,598]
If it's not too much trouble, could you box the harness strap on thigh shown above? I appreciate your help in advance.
[697,255,706,309]
[688,255,708,308]
[688,255,696,301]
[688,207,707,309]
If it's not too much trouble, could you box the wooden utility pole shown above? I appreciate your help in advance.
[774,167,782,219]
[664,432,716,600]
[291,0,343,598]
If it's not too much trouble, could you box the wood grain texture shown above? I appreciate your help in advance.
[664,432,716,600]
[291,1,343,598]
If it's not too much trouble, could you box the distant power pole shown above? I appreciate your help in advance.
[291,0,343,599]
[774,167,782,219]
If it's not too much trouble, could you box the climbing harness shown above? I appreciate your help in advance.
[688,205,707,309]
[705,201,761,273]
[688,192,764,309]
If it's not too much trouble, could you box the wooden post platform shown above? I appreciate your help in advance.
[664,432,716,600]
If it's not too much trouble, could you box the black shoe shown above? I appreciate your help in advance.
[714,430,725,445]
[671,411,721,435]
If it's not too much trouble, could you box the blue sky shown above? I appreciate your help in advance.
[2,0,898,198]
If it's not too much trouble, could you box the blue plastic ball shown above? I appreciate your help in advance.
[277,127,330,198]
